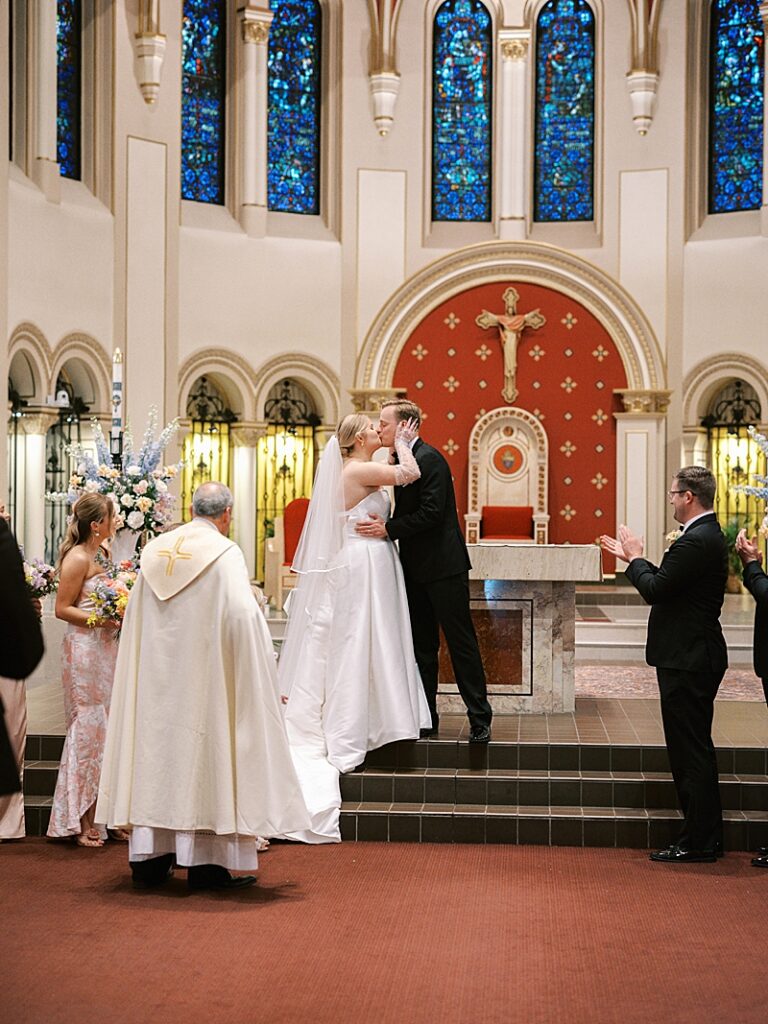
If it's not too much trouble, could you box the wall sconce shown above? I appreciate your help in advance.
[134,1,166,105]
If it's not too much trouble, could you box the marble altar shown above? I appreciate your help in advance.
[438,543,602,714]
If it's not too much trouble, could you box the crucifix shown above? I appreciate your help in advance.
[476,287,546,404]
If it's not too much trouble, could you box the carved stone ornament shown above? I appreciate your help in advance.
[614,388,672,414]
[242,20,270,45]
[626,70,659,136]
[502,40,528,62]
[231,423,267,447]
[349,387,407,414]
[134,32,166,105]
[369,71,401,137]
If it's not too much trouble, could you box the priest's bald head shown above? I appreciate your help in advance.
[192,482,233,536]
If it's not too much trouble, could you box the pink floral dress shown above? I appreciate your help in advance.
[47,575,119,838]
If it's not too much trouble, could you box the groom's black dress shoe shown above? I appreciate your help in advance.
[751,854,768,869]
[419,726,438,738]
[469,725,491,744]
[755,846,768,855]
[187,864,257,891]
[649,844,717,864]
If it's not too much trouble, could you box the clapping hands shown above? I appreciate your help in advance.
[735,528,763,567]
[600,524,644,563]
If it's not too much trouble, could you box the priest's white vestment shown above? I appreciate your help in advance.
[96,518,309,865]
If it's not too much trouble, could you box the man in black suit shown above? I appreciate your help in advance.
[601,466,728,863]
[0,515,44,796]
[735,527,768,870]
[356,400,492,742]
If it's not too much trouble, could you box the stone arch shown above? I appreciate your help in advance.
[682,352,768,429]
[356,240,665,394]
[51,333,112,412]
[254,353,341,426]
[8,322,52,404]
[177,349,257,421]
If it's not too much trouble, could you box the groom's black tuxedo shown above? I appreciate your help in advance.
[386,438,492,731]
[742,560,768,705]
[625,512,728,851]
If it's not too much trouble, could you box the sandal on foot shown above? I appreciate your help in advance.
[256,836,270,851]
[75,829,104,848]
[108,828,130,842]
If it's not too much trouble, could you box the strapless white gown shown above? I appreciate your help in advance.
[281,490,431,843]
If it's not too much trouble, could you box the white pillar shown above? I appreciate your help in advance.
[238,6,273,237]
[614,398,669,567]
[498,33,530,240]
[32,0,60,201]
[232,425,264,578]
[760,3,768,235]
[20,412,58,558]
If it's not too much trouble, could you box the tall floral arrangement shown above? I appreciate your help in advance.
[49,408,182,538]
[736,425,768,538]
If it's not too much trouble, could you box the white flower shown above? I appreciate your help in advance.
[154,479,168,494]
[113,512,125,530]
[121,494,135,508]
[136,496,153,514]
[152,469,163,479]
[134,479,149,495]
[126,510,145,530]
[126,465,142,477]
[84,480,101,493]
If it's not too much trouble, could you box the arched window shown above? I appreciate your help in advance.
[181,0,227,204]
[534,0,595,222]
[57,0,82,180]
[708,0,764,214]
[268,0,322,215]
[431,0,493,222]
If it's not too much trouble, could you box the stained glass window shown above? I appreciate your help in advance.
[709,0,764,214]
[181,0,226,204]
[534,0,595,222]
[432,0,493,222]
[57,0,82,180]
[268,0,322,215]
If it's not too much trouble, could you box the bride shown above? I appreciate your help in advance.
[278,412,432,843]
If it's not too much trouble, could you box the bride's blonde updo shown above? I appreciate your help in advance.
[57,492,112,569]
[336,413,370,458]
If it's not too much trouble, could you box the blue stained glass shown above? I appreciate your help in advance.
[709,0,764,214]
[432,0,493,222]
[534,0,595,222]
[268,0,322,215]
[57,0,81,180]
[181,0,226,204]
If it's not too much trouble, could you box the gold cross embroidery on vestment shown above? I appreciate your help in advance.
[156,536,193,576]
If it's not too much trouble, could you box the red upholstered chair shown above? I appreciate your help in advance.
[480,505,534,541]
[283,498,310,565]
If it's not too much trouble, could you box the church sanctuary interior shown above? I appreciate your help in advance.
[2,2,767,1022]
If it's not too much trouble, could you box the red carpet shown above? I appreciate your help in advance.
[2,839,766,1023]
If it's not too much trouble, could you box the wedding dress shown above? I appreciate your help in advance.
[278,441,431,844]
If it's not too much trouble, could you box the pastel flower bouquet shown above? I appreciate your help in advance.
[23,556,59,599]
[48,407,182,546]
[86,558,138,635]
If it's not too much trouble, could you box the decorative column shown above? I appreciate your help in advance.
[760,2,768,235]
[613,389,672,567]
[19,411,58,558]
[367,0,404,136]
[498,32,530,240]
[133,0,167,105]
[625,0,662,136]
[231,424,265,577]
[32,0,60,202]
[238,6,274,237]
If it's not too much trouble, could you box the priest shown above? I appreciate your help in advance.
[96,482,309,890]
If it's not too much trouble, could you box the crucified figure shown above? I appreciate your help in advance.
[476,287,546,403]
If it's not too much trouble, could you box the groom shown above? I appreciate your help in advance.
[356,399,492,742]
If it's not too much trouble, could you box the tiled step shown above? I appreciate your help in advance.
[340,802,768,851]
[341,767,768,813]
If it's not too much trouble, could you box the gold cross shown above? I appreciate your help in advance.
[156,536,193,576]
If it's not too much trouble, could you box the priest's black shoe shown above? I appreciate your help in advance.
[469,725,491,744]
[131,853,174,889]
[187,864,257,891]
[751,854,768,869]
[649,844,717,864]
[755,846,768,855]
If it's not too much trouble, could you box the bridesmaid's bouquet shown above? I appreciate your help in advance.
[23,557,58,598]
[86,566,138,634]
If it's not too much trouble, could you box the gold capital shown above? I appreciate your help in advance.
[242,21,270,45]
[502,40,528,62]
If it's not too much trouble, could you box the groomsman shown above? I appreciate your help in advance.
[601,466,728,863]
[735,528,768,870]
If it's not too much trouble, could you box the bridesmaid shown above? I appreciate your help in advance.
[47,493,126,848]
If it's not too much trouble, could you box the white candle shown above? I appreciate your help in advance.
[111,348,123,441]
